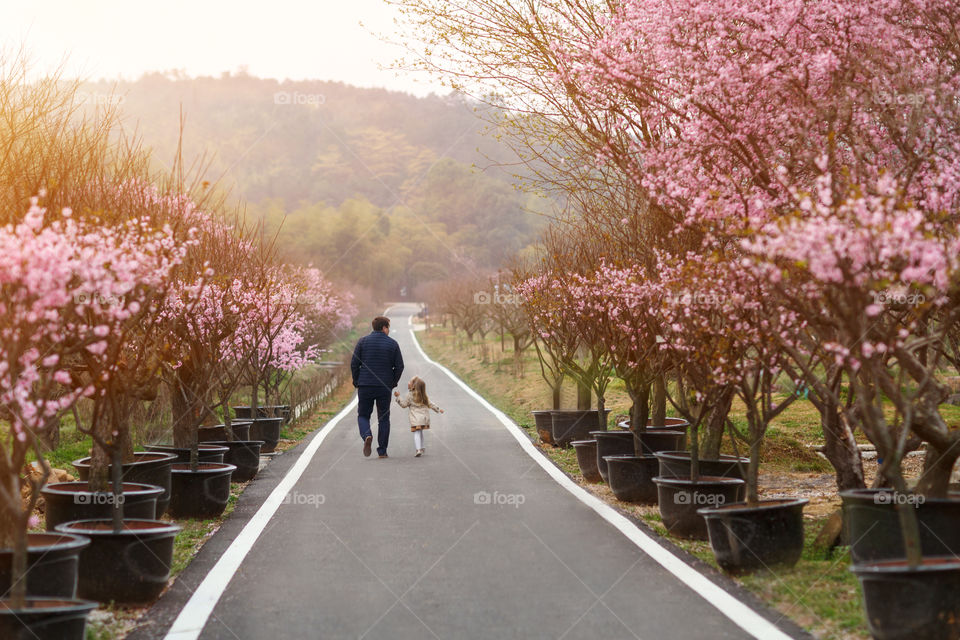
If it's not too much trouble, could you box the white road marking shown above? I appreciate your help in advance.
[163,396,359,640]
[408,326,794,640]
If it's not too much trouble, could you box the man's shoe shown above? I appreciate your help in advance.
[379,453,389,458]
[363,436,373,457]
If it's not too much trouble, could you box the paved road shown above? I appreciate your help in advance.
[138,304,804,640]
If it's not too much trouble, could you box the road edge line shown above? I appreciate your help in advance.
[409,324,794,640]
[163,396,359,640]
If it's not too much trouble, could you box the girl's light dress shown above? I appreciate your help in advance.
[395,393,442,431]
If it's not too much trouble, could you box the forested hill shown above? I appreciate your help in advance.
[83,72,547,297]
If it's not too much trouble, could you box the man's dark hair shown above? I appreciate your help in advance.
[372,316,390,332]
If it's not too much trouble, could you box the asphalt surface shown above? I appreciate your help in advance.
[133,304,808,640]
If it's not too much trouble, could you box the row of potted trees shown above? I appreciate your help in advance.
[498,2,960,637]
[0,75,355,638]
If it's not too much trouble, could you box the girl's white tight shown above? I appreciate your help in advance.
[413,430,424,450]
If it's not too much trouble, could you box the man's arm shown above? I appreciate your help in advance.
[350,338,363,387]
[392,343,404,388]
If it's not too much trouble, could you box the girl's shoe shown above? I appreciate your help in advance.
[415,449,423,457]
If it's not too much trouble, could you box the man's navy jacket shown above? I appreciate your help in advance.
[350,330,404,390]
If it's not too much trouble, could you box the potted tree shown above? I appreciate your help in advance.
[58,183,191,604]
[587,263,676,502]
[517,273,573,444]
[671,258,810,572]
[643,254,747,539]
[518,270,610,447]
[150,216,272,519]
[0,200,103,638]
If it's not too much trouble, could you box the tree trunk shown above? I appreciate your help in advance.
[747,429,762,506]
[38,422,60,451]
[110,446,125,534]
[551,384,561,411]
[701,388,732,460]
[820,399,866,492]
[250,372,260,418]
[652,375,667,426]
[171,382,195,449]
[628,384,651,455]
[916,443,958,498]
[10,517,27,608]
[576,380,591,410]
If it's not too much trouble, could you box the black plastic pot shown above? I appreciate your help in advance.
[143,444,227,464]
[207,440,264,482]
[234,405,289,421]
[852,557,960,640]
[590,430,635,482]
[42,482,163,532]
[618,417,691,430]
[71,452,176,518]
[840,489,960,564]
[635,430,686,455]
[653,476,747,540]
[0,598,97,640]
[168,462,237,519]
[604,455,659,504]
[0,533,90,599]
[197,422,251,443]
[249,417,283,453]
[532,411,554,445]
[551,410,610,448]
[698,498,808,574]
[54,519,180,604]
[571,440,602,483]
[654,451,748,500]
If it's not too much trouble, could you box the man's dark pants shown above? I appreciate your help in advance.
[357,386,392,456]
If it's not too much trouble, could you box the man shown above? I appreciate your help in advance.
[351,315,404,458]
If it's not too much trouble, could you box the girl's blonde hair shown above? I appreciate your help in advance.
[410,376,430,406]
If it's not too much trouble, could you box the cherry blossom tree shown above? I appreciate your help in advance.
[66,183,195,534]
[552,0,960,562]
[0,196,178,604]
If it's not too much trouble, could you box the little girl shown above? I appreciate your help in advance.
[394,376,443,457]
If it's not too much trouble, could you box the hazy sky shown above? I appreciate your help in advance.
[4,0,446,96]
